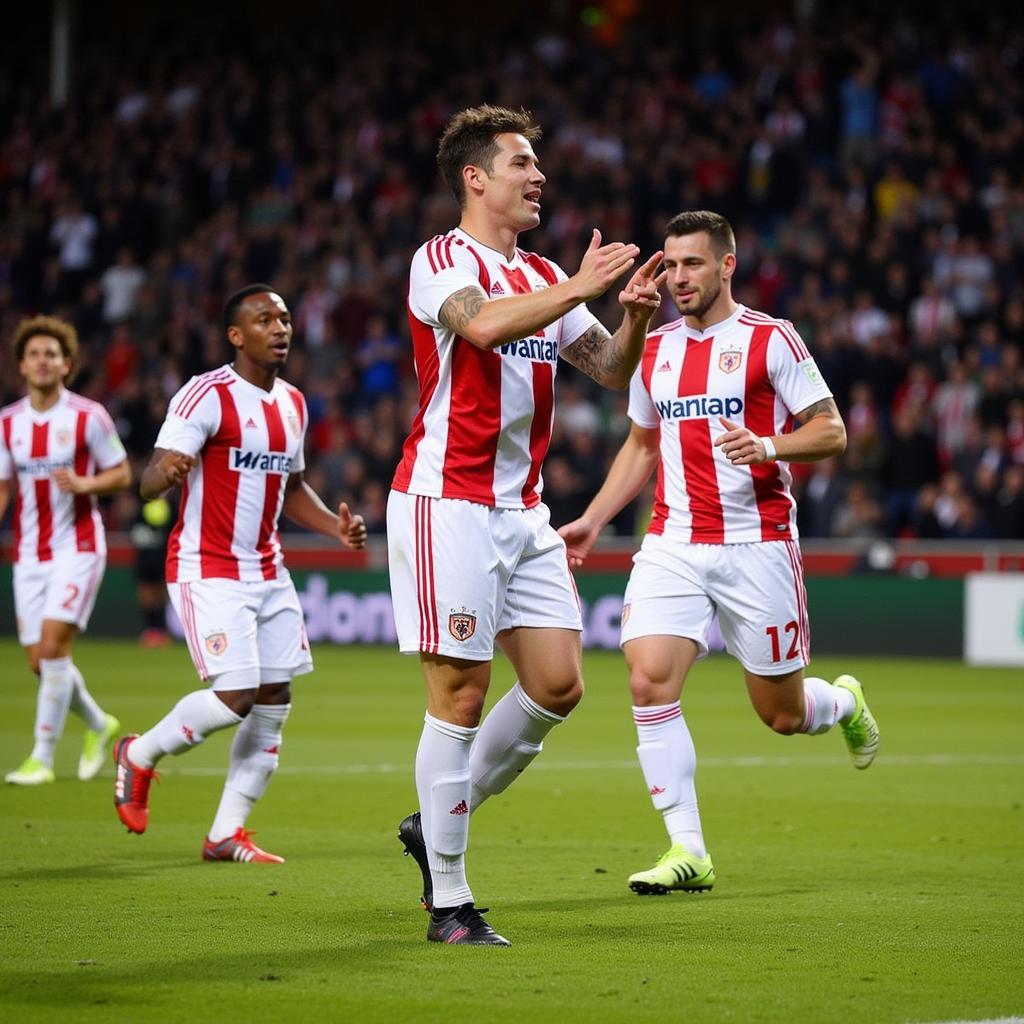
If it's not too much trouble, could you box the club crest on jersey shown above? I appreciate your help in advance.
[55,429,72,447]
[718,349,743,374]
[286,412,301,439]
[448,608,477,642]
[205,632,228,655]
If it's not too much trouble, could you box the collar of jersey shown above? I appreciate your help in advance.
[225,363,280,399]
[683,303,746,339]
[453,227,518,263]
[28,387,68,420]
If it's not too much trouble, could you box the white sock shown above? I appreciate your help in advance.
[68,663,107,732]
[208,703,290,842]
[30,657,74,767]
[634,703,706,858]
[129,689,243,768]
[470,682,565,810]
[800,676,856,735]
[416,712,477,910]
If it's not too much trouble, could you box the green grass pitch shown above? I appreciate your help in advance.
[1,638,1022,1023]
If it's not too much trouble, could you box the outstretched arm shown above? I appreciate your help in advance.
[561,251,666,389]
[557,422,660,567]
[282,473,367,549]
[54,460,132,497]
[714,397,847,466]
[438,229,640,350]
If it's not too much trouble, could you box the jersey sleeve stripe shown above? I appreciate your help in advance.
[426,238,439,274]
[178,371,233,420]
[443,237,454,269]
[173,370,231,418]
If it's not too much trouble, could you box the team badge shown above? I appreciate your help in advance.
[718,349,743,374]
[205,632,228,655]
[286,412,301,439]
[448,608,477,642]
[55,429,72,447]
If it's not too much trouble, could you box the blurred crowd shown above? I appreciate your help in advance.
[1,6,1022,541]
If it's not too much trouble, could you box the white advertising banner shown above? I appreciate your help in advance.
[964,573,1024,666]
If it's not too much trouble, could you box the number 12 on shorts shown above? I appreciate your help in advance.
[766,621,799,662]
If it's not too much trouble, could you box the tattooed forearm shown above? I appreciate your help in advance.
[439,286,488,336]
[794,396,840,425]
[563,324,630,386]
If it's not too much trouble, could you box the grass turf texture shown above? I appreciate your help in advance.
[1,638,1021,1024]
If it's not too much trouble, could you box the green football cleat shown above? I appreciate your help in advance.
[5,756,56,786]
[79,714,121,781]
[834,674,880,769]
[628,844,715,895]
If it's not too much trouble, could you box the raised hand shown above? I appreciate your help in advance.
[572,228,640,302]
[337,501,368,550]
[619,250,667,322]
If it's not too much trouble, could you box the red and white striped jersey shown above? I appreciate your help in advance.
[0,390,126,564]
[155,365,307,583]
[628,305,832,544]
[393,228,599,509]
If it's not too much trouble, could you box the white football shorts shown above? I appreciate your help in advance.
[13,553,107,645]
[168,576,313,688]
[620,534,810,676]
[387,490,582,661]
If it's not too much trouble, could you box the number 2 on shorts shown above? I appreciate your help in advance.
[766,621,799,662]
[61,583,80,612]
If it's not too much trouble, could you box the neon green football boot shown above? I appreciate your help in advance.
[628,844,715,895]
[834,674,879,769]
[78,714,121,781]
[5,756,56,785]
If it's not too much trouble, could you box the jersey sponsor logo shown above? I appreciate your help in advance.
[12,456,74,477]
[718,349,743,374]
[229,448,294,474]
[496,337,558,363]
[205,631,228,655]
[654,395,743,421]
[448,607,477,642]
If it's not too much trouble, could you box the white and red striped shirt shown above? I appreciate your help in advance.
[156,366,307,583]
[628,305,832,544]
[0,390,126,564]
[393,228,599,509]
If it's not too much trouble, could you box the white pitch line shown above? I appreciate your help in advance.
[166,752,1024,778]
[909,1017,1024,1024]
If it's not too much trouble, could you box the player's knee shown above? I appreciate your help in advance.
[629,667,668,706]
[448,688,487,727]
[764,709,802,735]
[216,689,257,717]
[538,671,583,716]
